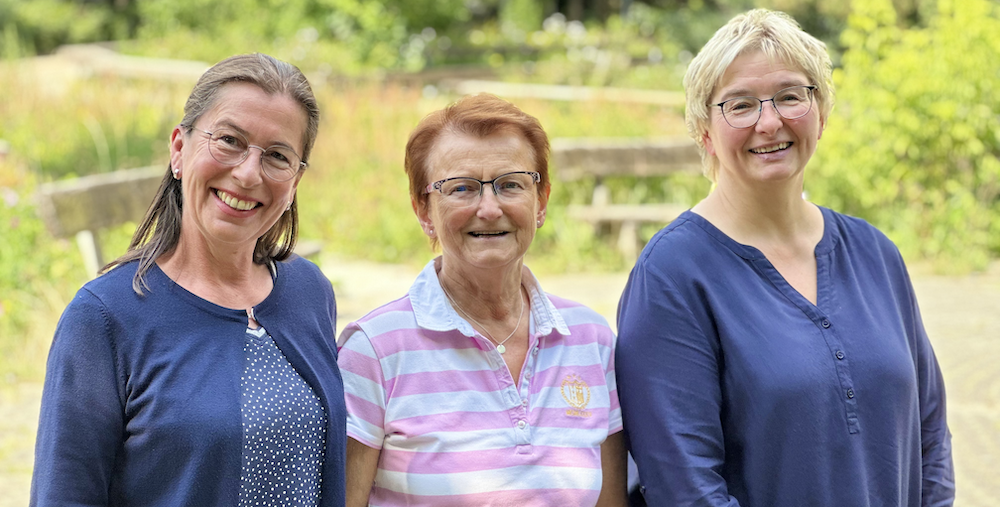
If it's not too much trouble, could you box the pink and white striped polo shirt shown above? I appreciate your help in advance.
[337,260,622,506]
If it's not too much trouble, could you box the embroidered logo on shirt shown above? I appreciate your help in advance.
[561,374,592,418]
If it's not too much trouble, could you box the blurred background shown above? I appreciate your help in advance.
[1,0,998,504]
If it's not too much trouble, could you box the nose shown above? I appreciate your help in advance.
[475,185,504,220]
[232,147,265,187]
[755,100,783,134]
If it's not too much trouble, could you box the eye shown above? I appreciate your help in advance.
[499,179,526,191]
[441,179,480,196]
[725,98,757,114]
[265,149,291,164]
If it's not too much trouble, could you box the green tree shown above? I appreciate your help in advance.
[810,0,1000,271]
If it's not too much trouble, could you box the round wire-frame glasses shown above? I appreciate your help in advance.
[183,125,307,181]
[424,171,541,208]
[713,85,817,129]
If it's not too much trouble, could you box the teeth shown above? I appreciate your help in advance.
[750,142,790,154]
[471,231,505,236]
[216,190,257,211]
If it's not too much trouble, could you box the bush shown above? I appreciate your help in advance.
[810,0,1000,272]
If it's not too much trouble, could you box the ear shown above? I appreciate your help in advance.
[169,125,186,178]
[536,185,551,228]
[288,170,304,201]
[702,132,716,158]
[412,197,435,237]
[818,115,827,141]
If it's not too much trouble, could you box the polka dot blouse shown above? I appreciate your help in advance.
[240,326,327,506]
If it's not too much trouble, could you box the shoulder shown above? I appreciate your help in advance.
[545,293,611,329]
[338,295,417,353]
[631,213,735,291]
[542,293,615,348]
[823,207,904,266]
[277,255,330,287]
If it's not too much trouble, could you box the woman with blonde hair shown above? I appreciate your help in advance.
[616,9,954,506]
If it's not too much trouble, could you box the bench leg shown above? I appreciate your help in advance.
[76,230,103,280]
[618,220,638,266]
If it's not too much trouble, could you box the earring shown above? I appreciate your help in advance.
[428,228,435,237]
[172,167,180,179]
[285,201,292,211]
[536,220,542,227]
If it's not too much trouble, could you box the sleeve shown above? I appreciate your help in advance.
[898,261,955,506]
[31,289,124,506]
[615,259,741,507]
[603,327,623,435]
[336,323,388,449]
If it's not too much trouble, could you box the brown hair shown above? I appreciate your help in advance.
[404,93,551,223]
[105,53,321,294]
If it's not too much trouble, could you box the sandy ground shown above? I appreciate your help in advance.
[3,257,997,506]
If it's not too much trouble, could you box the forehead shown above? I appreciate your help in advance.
[426,129,534,180]
[202,82,308,149]
[715,51,810,100]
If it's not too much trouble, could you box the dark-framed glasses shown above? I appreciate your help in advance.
[713,85,817,129]
[183,125,306,182]
[424,171,541,208]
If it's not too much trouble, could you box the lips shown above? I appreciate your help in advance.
[469,231,508,237]
[749,142,791,154]
[215,189,260,211]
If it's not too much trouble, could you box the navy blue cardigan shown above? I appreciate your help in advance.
[31,256,346,506]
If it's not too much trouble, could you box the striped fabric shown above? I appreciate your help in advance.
[337,260,622,507]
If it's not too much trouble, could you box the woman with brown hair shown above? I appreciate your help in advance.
[32,53,346,506]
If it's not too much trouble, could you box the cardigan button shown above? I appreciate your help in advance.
[836,350,845,360]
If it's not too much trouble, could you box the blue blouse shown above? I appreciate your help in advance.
[616,207,954,506]
[240,326,325,506]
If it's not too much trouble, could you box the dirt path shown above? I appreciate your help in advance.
[3,258,997,506]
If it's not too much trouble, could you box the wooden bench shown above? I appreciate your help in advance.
[36,166,322,279]
[551,137,702,262]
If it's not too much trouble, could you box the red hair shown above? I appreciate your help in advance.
[404,93,550,214]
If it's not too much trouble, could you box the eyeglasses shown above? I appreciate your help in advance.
[424,171,541,208]
[183,125,307,182]
[713,85,817,129]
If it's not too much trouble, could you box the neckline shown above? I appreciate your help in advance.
[150,260,282,319]
[680,205,836,261]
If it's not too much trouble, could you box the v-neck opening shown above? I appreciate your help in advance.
[681,207,836,317]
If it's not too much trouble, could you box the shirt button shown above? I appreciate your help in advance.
[517,420,527,429]
[846,389,855,399]
[836,350,845,360]
[521,398,528,407]
[532,347,539,356]
[821,319,831,328]
[524,371,532,379]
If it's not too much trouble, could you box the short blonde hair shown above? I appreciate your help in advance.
[683,9,834,182]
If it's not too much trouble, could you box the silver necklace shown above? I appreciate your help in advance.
[441,283,524,354]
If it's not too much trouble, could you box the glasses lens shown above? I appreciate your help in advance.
[261,147,300,181]
[722,97,762,129]
[494,172,535,200]
[438,178,482,207]
[208,129,249,165]
[774,86,813,120]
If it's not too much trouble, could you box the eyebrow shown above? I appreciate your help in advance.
[213,119,297,150]
[716,80,810,102]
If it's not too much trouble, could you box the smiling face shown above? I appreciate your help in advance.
[703,51,825,190]
[169,82,307,256]
[417,129,548,273]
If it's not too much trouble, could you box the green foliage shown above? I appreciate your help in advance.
[810,0,1000,272]
[0,0,117,57]
[0,164,85,383]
